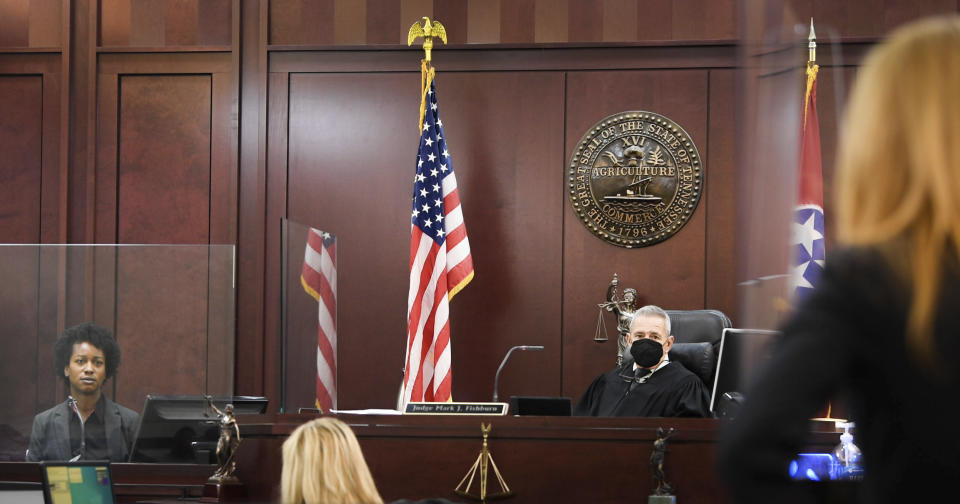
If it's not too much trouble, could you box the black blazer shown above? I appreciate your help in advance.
[26,396,139,462]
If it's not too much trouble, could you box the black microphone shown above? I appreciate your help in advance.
[67,396,85,461]
[493,345,544,402]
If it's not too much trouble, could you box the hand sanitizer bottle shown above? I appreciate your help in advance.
[833,421,863,480]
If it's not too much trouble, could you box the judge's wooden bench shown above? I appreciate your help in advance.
[0,413,845,503]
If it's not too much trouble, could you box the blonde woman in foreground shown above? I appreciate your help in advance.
[719,16,960,504]
[281,417,384,504]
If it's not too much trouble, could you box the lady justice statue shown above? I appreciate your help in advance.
[598,273,639,360]
[205,396,241,482]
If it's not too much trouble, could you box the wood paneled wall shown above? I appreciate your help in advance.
[0,0,957,446]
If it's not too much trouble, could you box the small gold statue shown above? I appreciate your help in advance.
[205,396,241,482]
[651,427,677,498]
[597,273,639,359]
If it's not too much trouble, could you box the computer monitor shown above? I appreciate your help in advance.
[0,481,44,504]
[128,395,268,463]
[709,328,783,415]
[40,461,114,504]
[509,396,572,416]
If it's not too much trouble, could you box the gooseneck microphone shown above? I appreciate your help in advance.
[493,345,544,402]
[67,396,85,461]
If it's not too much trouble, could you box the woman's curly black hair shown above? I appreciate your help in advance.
[53,323,122,381]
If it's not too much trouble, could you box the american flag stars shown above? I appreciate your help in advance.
[412,91,455,242]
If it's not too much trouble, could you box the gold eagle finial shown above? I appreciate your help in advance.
[408,17,447,62]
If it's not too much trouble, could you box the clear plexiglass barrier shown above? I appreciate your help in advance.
[0,244,235,461]
[279,219,339,414]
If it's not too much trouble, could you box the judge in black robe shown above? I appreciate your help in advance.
[574,305,710,418]
[573,359,710,417]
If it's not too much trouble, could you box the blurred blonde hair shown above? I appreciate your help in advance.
[281,417,384,504]
[835,16,960,364]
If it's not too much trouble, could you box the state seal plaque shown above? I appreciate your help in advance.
[568,111,703,248]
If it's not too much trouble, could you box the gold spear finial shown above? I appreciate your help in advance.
[408,17,447,63]
[808,18,817,64]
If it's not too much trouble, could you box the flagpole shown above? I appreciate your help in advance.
[804,18,840,423]
[804,19,818,128]
[400,17,451,410]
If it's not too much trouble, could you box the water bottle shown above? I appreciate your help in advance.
[832,421,863,480]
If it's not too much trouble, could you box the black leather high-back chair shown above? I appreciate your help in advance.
[664,309,731,395]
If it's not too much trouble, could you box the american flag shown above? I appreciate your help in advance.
[301,228,337,412]
[791,61,825,299]
[401,80,474,409]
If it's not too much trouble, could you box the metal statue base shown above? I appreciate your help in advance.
[648,495,676,504]
[200,477,245,503]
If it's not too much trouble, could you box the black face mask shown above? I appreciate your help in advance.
[630,338,664,369]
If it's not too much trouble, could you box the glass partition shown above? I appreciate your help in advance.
[0,244,235,461]
[736,1,851,329]
[279,219,338,413]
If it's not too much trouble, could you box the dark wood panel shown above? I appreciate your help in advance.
[90,52,236,407]
[100,0,231,48]
[268,46,739,73]
[116,74,211,244]
[100,0,132,46]
[635,0,673,41]
[69,0,97,244]
[114,246,210,408]
[196,0,232,46]
[366,0,402,44]
[264,72,290,408]
[705,69,737,323]
[882,0,958,31]
[434,0,468,44]
[334,0,367,44]
[434,72,565,402]
[813,0,884,38]
[281,71,565,408]
[244,0,957,47]
[0,0,29,47]
[466,0,500,43]
[562,70,710,400]
[302,0,337,45]
[28,0,62,48]
[129,0,166,46]
[601,0,638,42]
[268,0,303,45]
[236,0,268,396]
[109,74,212,407]
[40,71,63,244]
[0,247,40,456]
[568,0,604,42]
[673,0,737,41]
[500,0,536,43]
[0,75,43,242]
[534,0,568,42]
[164,0,200,46]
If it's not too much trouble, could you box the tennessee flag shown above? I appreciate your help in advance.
[791,60,825,299]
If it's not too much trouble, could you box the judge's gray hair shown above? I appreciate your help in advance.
[629,305,671,336]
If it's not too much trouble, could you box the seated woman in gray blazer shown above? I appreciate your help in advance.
[27,323,139,462]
